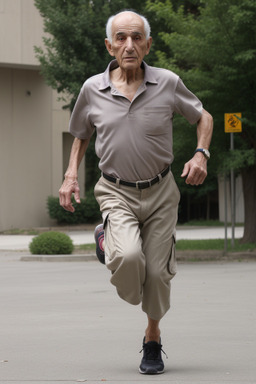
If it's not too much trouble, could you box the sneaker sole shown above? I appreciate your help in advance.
[139,367,164,375]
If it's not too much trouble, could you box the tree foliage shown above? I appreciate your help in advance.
[146,0,256,240]
[146,0,256,165]
[35,0,129,105]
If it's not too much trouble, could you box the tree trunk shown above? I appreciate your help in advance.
[240,167,256,243]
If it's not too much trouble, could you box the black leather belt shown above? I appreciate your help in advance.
[102,166,170,190]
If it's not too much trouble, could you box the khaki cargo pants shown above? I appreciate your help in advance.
[94,171,180,320]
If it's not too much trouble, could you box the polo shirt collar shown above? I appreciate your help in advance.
[99,60,158,91]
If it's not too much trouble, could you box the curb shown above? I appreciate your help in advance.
[18,250,256,262]
[20,253,97,262]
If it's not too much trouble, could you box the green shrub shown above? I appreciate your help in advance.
[47,188,101,224]
[29,231,74,255]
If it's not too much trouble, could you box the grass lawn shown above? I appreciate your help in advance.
[176,238,255,252]
[179,220,244,227]
[78,238,255,253]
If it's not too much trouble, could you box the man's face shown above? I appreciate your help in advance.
[105,12,152,71]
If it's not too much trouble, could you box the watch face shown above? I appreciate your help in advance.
[203,149,210,159]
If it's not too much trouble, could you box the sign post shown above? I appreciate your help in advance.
[224,113,242,250]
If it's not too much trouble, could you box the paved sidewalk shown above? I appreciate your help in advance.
[0,257,256,383]
[0,226,244,251]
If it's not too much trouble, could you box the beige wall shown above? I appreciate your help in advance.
[0,0,44,68]
[0,67,51,229]
[0,0,85,231]
[0,66,85,231]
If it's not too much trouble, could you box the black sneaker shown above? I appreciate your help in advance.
[139,337,167,374]
[94,224,105,264]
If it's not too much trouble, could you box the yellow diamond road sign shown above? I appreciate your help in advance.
[225,113,242,133]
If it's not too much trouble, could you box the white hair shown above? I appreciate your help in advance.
[106,11,151,43]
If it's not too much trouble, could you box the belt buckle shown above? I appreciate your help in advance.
[136,180,151,189]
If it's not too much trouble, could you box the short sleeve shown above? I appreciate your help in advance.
[174,78,203,124]
[69,84,95,139]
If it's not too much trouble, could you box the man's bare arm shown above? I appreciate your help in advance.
[181,109,213,185]
[59,137,90,212]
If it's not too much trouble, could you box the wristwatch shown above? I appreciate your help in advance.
[194,148,210,160]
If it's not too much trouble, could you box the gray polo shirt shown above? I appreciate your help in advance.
[69,60,203,181]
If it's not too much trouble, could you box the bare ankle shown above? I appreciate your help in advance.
[145,328,160,343]
[145,315,161,343]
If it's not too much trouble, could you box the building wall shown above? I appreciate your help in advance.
[0,0,44,68]
[0,66,85,231]
[0,67,51,229]
[0,0,85,231]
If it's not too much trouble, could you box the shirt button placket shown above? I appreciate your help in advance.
[128,105,134,118]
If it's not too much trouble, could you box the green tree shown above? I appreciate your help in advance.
[146,0,256,242]
[147,0,218,222]
[34,0,170,103]
[35,0,134,102]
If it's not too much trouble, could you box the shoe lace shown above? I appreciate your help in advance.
[140,342,168,360]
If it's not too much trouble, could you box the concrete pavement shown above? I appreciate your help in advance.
[0,256,256,383]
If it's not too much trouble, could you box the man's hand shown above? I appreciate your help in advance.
[59,177,81,212]
[181,152,207,185]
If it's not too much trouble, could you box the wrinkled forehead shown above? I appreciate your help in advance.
[112,12,145,36]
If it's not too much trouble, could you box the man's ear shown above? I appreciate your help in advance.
[146,37,153,55]
[105,39,115,56]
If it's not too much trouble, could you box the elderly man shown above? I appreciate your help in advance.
[59,10,213,374]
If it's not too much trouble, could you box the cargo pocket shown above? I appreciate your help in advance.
[167,234,177,279]
[102,212,116,265]
[102,212,109,230]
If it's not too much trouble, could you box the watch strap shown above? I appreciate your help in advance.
[194,148,210,159]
